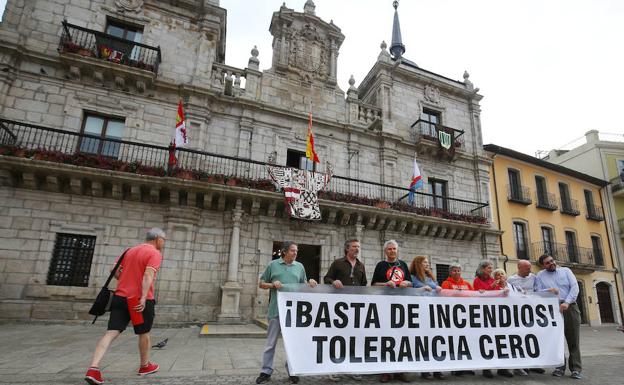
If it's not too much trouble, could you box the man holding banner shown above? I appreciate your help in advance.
[324,239,366,382]
[256,241,318,385]
[372,240,412,383]
[535,254,582,379]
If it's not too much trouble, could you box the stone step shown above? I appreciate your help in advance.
[198,322,267,338]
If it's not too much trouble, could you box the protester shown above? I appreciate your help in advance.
[440,263,473,290]
[324,239,367,288]
[85,228,166,385]
[324,239,366,382]
[409,255,443,380]
[535,254,582,379]
[507,259,537,293]
[256,241,318,385]
[372,240,412,383]
[492,268,515,292]
[507,259,553,375]
[473,261,513,378]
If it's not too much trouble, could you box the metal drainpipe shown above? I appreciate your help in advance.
[490,153,505,261]
[599,185,624,325]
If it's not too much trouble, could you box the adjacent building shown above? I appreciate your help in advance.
[0,0,499,324]
[546,131,624,324]
[485,144,623,326]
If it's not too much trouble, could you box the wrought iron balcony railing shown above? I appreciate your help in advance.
[560,198,580,216]
[535,192,558,210]
[59,21,161,75]
[611,176,624,195]
[531,241,601,266]
[507,184,532,205]
[0,119,490,225]
[585,204,604,221]
[411,120,465,150]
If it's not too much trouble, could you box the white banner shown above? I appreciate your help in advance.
[277,286,564,376]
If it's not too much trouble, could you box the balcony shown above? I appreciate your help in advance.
[535,192,558,210]
[611,176,624,197]
[0,119,491,233]
[507,184,532,205]
[58,21,161,76]
[410,120,465,160]
[560,198,580,216]
[531,241,603,269]
[585,204,604,221]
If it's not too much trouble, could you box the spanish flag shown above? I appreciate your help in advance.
[174,100,188,147]
[305,112,320,163]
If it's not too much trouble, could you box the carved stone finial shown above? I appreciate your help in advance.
[348,74,356,88]
[304,0,316,15]
[248,45,260,70]
[463,70,474,90]
[393,0,399,9]
[380,40,387,50]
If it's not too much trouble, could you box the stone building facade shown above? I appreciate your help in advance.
[0,0,500,324]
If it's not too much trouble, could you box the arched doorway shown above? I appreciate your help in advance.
[577,281,588,324]
[596,282,615,323]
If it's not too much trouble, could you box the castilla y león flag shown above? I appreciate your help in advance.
[305,112,320,163]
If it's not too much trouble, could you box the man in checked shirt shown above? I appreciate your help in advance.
[324,239,367,381]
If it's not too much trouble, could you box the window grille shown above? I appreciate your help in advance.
[47,233,96,287]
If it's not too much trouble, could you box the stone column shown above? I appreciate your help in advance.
[218,201,244,322]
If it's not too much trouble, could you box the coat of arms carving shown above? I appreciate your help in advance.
[289,24,327,77]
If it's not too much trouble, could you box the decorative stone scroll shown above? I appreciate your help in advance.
[115,0,143,13]
[424,85,440,104]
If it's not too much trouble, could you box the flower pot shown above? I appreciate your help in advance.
[374,201,391,209]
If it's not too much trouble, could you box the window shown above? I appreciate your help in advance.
[421,109,440,138]
[79,114,124,157]
[591,236,604,266]
[47,233,96,287]
[541,226,554,256]
[513,222,529,260]
[106,19,143,61]
[428,179,448,210]
[535,176,547,202]
[435,264,450,285]
[508,169,522,200]
[565,231,578,263]
[286,149,315,171]
[559,182,571,210]
[584,189,597,218]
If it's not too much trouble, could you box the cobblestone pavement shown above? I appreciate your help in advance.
[0,323,623,385]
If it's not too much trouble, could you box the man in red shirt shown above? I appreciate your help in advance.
[85,228,165,385]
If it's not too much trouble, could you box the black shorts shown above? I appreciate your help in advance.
[107,295,155,335]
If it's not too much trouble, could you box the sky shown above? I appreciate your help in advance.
[1,0,622,156]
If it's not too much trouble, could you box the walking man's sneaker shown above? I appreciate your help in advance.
[552,368,565,377]
[138,362,159,376]
[85,367,104,385]
[255,373,271,384]
[570,371,582,379]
